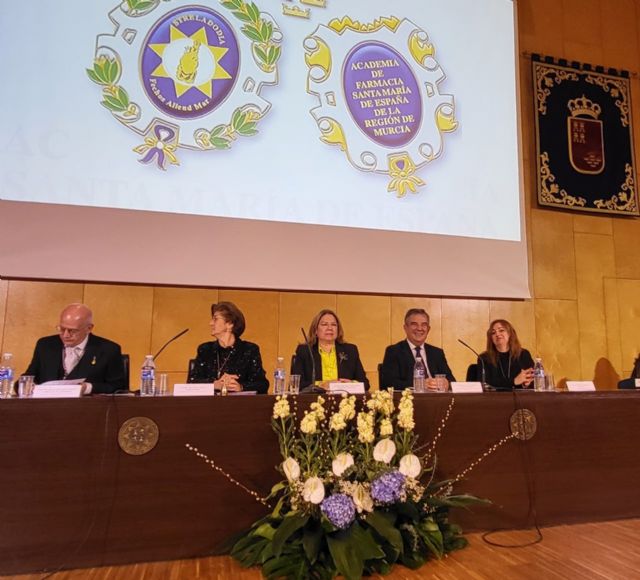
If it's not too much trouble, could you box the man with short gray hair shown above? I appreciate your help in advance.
[23,303,125,394]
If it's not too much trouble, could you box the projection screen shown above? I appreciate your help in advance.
[0,0,528,298]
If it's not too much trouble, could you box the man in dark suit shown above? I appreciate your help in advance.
[380,308,455,390]
[23,303,125,394]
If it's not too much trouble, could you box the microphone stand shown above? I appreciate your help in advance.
[153,328,190,362]
[458,338,487,390]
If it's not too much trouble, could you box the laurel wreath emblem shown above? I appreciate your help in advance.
[87,0,282,158]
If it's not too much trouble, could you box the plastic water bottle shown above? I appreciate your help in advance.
[274,356,286,395]
[0,353,14,398]
[0,353,15,399]
[140,355,156,396]
[533,357,546,391]
[413,357,426,393]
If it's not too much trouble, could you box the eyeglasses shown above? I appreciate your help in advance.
[56,325,86,336]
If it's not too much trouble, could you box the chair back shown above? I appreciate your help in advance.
[378,363,385,389]
[122,354,130,390]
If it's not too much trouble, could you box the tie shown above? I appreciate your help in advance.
[65,346,83,376]
[414,346,422,360]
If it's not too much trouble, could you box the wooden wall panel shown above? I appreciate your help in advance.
[84,284,154,385]
[603,278,624,376]
[441,299,490,382]
[615,279,640,375]
[531,209,577,300]
[151,287,219,377]
[600,0,639,69]
[574,233,616,384]
[517,0,564,55]
[337,294,390,385]
[613,220,640,279]
[3,281,83,376]
[534,299,581,386]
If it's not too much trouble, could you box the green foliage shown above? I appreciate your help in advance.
[125,0,157,14]
[221,0,281,70]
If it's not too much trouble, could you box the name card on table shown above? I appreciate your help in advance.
[328,382,365,394]
[173,384,215,397]
[636,379,640,388]
[32,384,83,398]
[566,381,596,392]
[451,381,484,393]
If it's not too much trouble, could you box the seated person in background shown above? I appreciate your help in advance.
[381,308,455,390]
[23,303,125,394]
[188,301,268,394]
[479,319,533,391]
[618,354,640,389]
[292,308,369,391]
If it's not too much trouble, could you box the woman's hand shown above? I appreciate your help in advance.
[515,368,534,387]
[215,373,242,392]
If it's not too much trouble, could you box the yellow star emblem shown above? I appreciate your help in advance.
[149,25,231,98]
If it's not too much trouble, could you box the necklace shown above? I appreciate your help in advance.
[216,347,235,379]
[497,353,511,379]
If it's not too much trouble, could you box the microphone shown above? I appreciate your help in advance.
[458,338,487,390]
[301,326,316,389]
[153,328,189,362]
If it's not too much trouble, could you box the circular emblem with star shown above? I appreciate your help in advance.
[141,7,239,119]
[88,0,282,169]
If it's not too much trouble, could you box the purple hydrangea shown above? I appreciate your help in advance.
[371,471,406,505]
[321,494,356,529]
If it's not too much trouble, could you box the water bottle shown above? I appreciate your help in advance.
[533,357,545,391]
[140,355,156,396]
[274,356,286,395]
[413,357,426,393]
[0,353,15,399]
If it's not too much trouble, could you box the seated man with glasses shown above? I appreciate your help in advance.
[22,303,126,394]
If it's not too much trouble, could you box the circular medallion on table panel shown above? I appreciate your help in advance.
[118,416,160,455]
[509,409,537,441]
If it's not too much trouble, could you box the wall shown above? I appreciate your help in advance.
[1,0,639,389]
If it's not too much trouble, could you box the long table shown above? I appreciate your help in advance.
[1,391,639,575]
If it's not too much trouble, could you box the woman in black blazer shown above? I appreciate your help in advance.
[292,309,369,391]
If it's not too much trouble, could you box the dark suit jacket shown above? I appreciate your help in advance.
[24,334,126,394]
[380,341,455,389]
[292,343,370,391]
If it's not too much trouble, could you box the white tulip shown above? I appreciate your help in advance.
[302,476,326,504]
[399,453,421,478]
[373,438,396,464]
[282,457,300,482]
[332,453,354,477]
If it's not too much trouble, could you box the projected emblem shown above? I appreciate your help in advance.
[304,17,458,197]
[88,0,282,170]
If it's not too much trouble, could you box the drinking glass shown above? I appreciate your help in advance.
[545,374,555,392]
[18,375,35,398]
[435,374,448,392]
[157,373,168,396]
[288,374,301,395]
